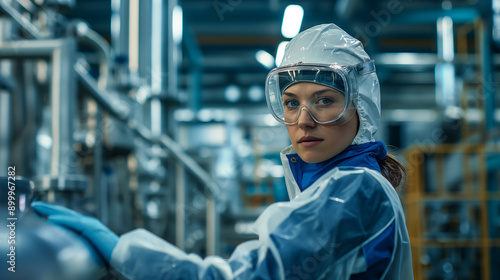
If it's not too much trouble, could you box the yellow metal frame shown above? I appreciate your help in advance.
[405,143,500,280]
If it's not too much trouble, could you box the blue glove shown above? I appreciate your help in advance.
[31,201,118,263]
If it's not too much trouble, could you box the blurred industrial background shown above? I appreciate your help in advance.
[0,0,498,279]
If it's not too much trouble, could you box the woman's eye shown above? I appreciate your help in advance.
[285,100,299,108]
[317,98,334,105]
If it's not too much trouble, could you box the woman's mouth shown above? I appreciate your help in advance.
[298,136,323,147]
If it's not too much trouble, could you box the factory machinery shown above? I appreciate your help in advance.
[0,0,250,278]
[403,14,500,280]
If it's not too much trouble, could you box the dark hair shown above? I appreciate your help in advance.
[379,153,406,190]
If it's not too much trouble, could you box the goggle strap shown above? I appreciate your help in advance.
[355,60,376,76]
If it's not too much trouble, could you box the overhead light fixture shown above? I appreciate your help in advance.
[437,16,454,62]
[248,85,264,102]
[275,41,289,66]
[173,5,183,44]
[281,4,304,38]
[255,50,275,69]
[225,84,241,102]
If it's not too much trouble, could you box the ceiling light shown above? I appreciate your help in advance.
[173,5,183,44]
[281,5,304,38]
[225,84,241,102]
[255,50,275,69]
[275,41,289,66]
[248,85,264,102]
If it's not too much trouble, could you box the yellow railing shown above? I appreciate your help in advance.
[404,143,500,280]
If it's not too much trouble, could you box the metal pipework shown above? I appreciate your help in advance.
[0,0,44,39]
[68,20,113,222]
[75,61,222,198]
[70,20,112,89]
[76,61,222,255]
[0,38,77,178]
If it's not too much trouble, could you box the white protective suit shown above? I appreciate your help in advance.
[109,24,414,279]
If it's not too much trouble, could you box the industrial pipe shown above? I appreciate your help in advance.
[0,38,78,178]
[75,61,222,198]
[0,0,44,39]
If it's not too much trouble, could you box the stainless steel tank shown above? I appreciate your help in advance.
[0,177,113,280]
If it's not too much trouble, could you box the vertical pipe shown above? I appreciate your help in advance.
[111,0,131,87]
[183,27,203,112]
[168,0,183,250]
[151,0,163,95]
[0,90,10,174]
[151,99,162,136]
[108,0,132,223]
[95,108,106,224]
[49,38,77,177]
[167,0,179,99]
[167,0,185,250]
[19,60,38,177]
[0,18,13,174]
[206,196,220,255]
[478,19,495,132]
[175,162,185,250]
[111,0,130,57]
[150,0,163,136]
[128,0,139,74]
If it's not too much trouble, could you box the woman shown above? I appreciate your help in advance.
[32,24,413,279]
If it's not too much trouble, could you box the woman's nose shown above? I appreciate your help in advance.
[297,107,316,128]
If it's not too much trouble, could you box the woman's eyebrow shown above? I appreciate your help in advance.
[314,89,338,95]
[313,89,342,97]
[284,89,340,98]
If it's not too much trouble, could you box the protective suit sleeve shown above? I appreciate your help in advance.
[110,168,397,280]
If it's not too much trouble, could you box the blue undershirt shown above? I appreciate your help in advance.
[286,141,388,191]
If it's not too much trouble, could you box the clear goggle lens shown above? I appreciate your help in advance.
[281,88,353,124]
[266,61,375,125]
[266,65,354,125]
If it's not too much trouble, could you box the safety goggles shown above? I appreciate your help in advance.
[265,60,376,125]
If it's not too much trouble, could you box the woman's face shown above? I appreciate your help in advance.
[284,82,359,163]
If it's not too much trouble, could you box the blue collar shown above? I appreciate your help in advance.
[286,141,387,191]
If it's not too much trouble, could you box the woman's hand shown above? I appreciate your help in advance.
[31,201,118,263]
